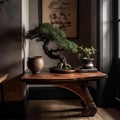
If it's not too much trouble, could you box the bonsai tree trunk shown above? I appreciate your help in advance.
[42,39,71,69]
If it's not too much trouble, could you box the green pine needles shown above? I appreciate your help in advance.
[25,23,78,53]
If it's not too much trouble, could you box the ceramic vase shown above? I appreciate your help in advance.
[27,56,44,74]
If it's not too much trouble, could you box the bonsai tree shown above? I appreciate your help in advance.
[25,23,78,70]
[77,46,96,60]
[77,46,97,69]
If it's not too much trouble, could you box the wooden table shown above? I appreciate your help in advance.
[0,74,8,103]
[21,70,107,116]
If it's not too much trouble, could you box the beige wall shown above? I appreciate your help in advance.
[29,0,59,68]
[0,0,29,101]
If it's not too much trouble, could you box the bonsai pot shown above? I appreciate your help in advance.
[82,58,94,69]
[27,56,44,74]
[49,66,76,73]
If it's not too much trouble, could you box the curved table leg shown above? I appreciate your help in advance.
[55,83,97,116]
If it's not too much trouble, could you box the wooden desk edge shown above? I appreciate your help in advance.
[0,74,8,83]
[21,71,107,84]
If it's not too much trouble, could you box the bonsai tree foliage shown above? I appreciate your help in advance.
[77,46,96,60]
[25,23,78,70]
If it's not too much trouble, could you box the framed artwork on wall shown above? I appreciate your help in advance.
[41,0,78,39]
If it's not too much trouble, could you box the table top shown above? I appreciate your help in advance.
[0,74,8,83]
[21,70,107,84]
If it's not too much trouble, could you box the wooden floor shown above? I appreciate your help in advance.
[25,99,120,120]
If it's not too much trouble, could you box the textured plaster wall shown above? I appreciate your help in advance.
[29,0,59,68]
[0,0,27,101]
